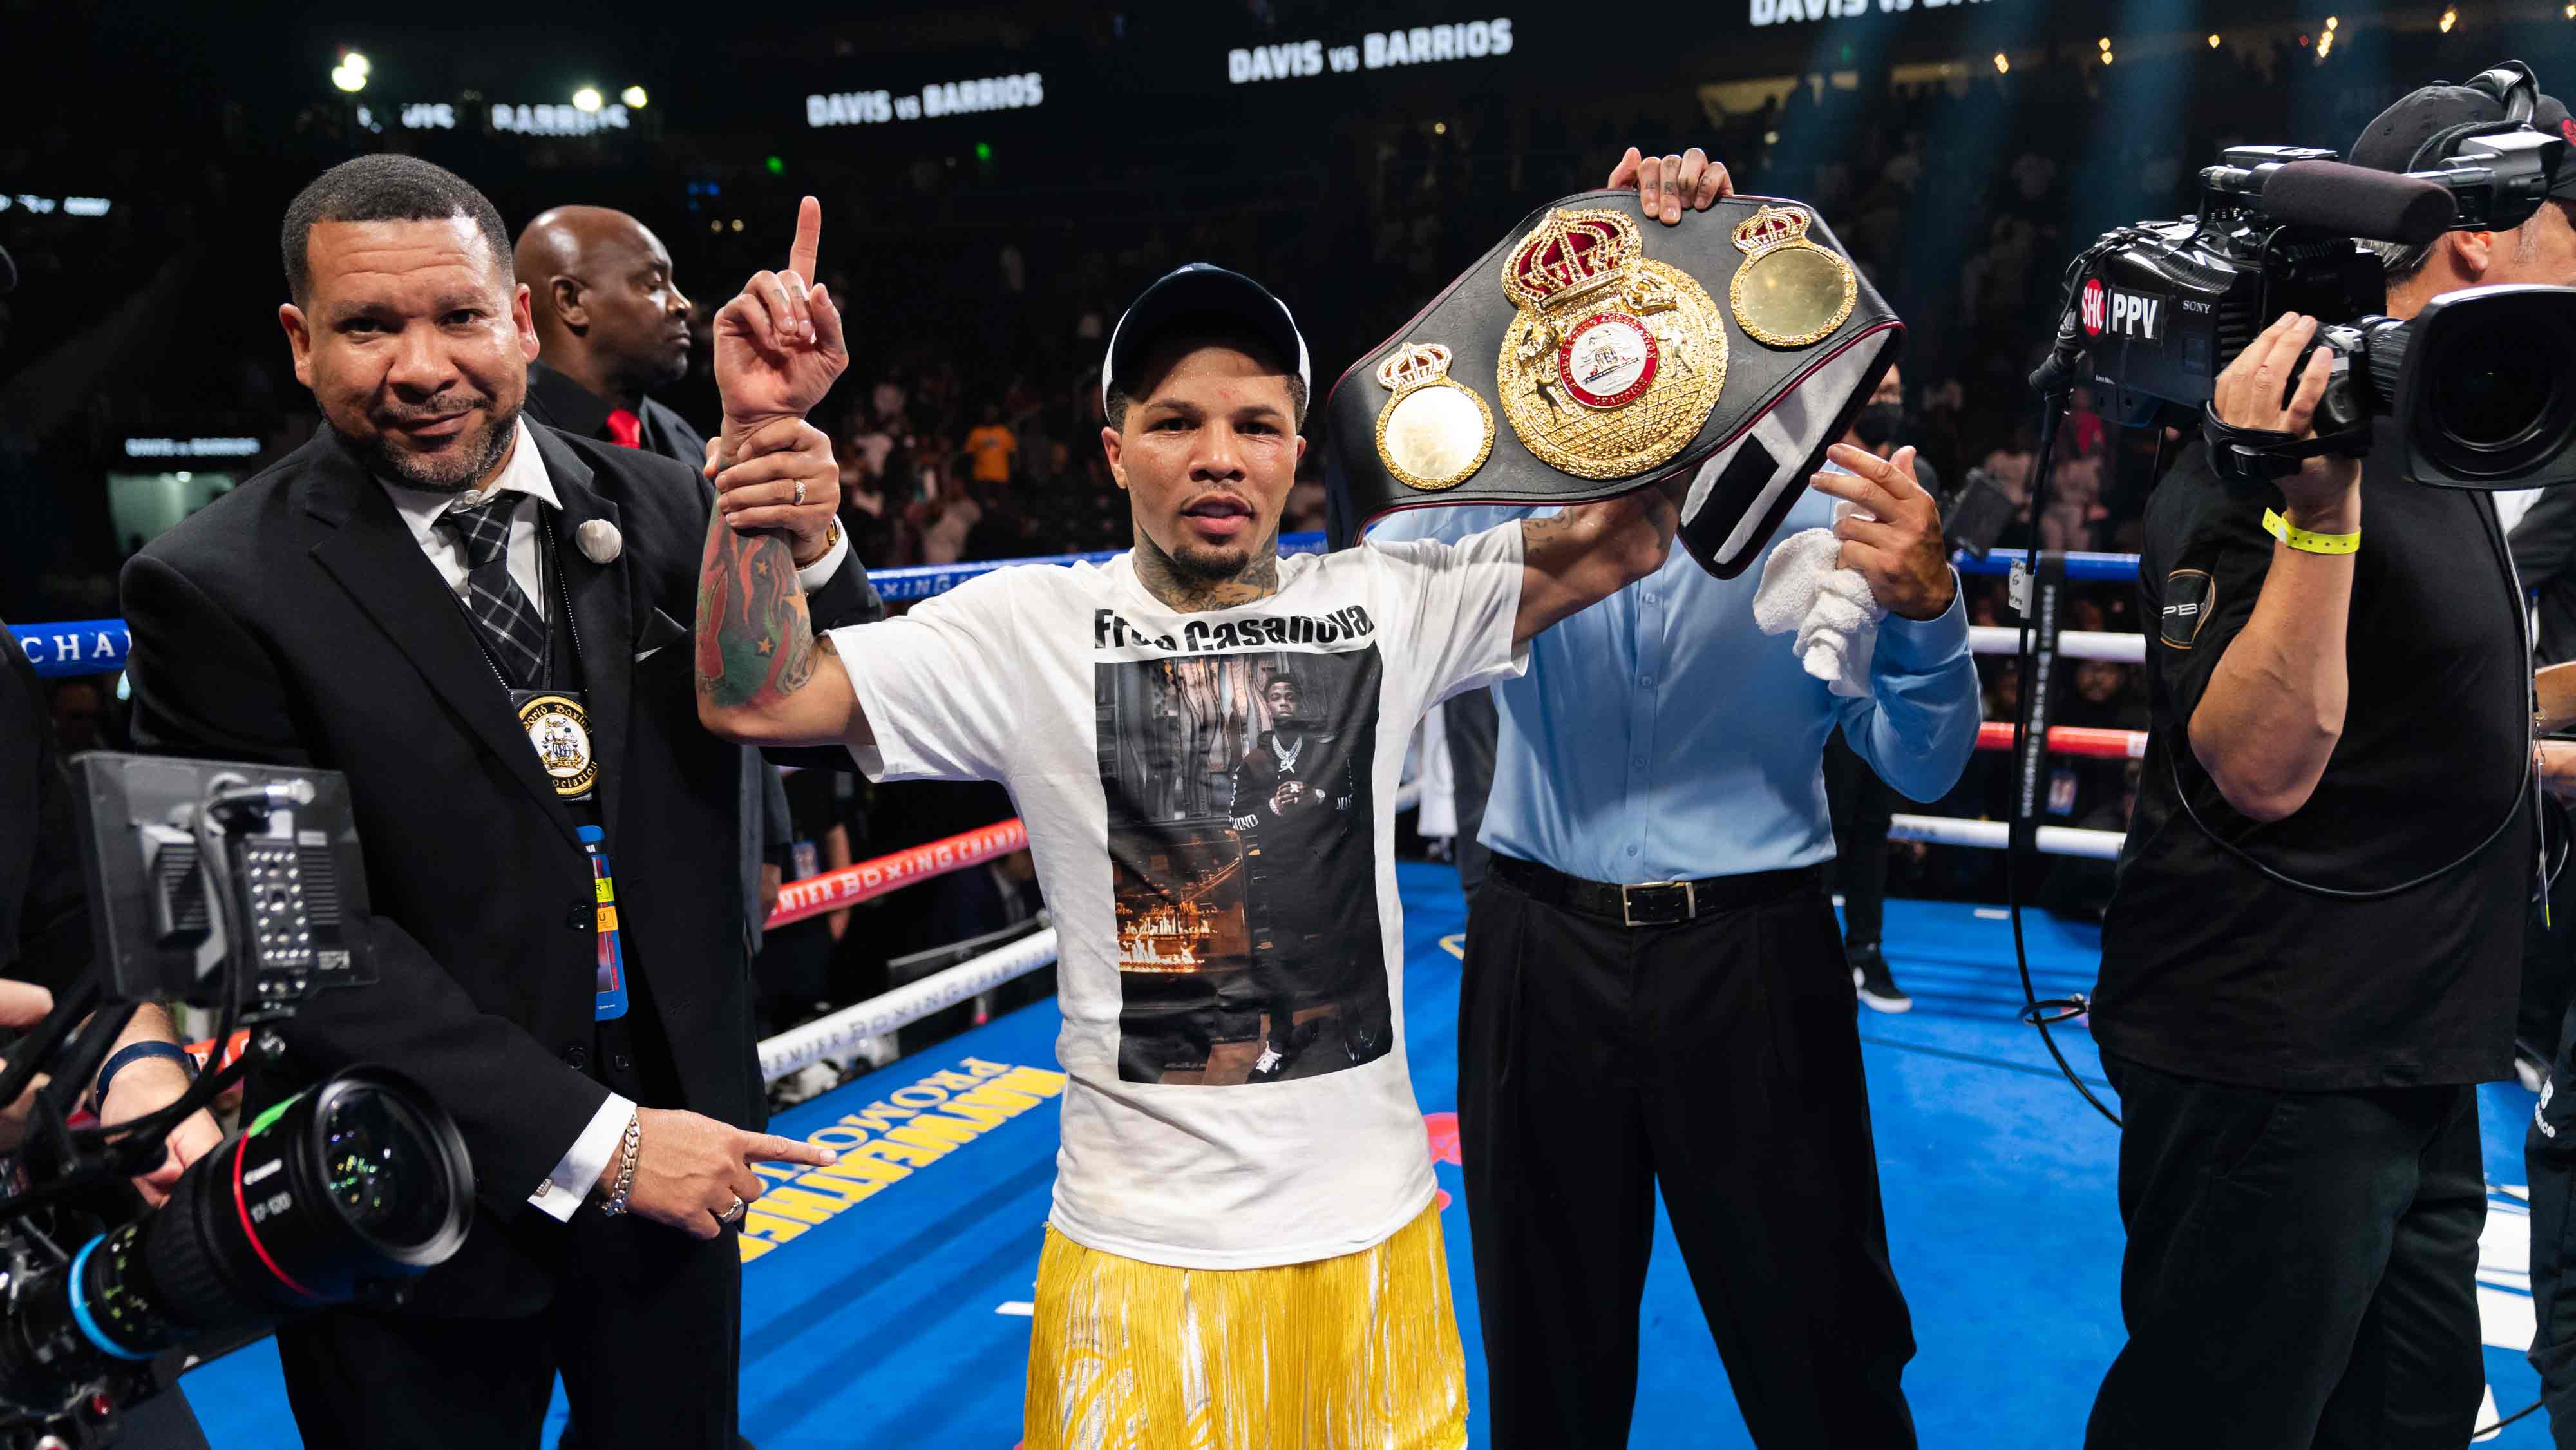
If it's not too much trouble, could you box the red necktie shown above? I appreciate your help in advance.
[605,409,643,449]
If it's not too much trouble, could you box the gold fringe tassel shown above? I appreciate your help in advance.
[1023,1202,1468,1450]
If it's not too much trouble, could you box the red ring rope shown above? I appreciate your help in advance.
[1975,722,2146,760]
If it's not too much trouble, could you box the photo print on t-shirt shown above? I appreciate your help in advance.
[1095,646,1388,1086]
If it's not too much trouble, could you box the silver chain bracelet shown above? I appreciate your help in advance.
[598,1111,641,1217]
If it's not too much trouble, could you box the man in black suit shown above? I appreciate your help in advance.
[513,205,799,960]
[120,155,867,1448]
[1227,673,1367,1079]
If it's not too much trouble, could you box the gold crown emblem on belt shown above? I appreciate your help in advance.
[1371,343,1495,492]
[1729,204,1857,349]
[1495,207,1727,481]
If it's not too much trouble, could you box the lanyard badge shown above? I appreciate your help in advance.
[580,825,630,1021]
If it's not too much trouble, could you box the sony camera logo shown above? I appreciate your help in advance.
[2079,278,2161,341]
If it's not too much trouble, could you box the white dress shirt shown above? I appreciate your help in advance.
[381,419,848,1221]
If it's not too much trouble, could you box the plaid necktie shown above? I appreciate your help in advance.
[435,493,548,688]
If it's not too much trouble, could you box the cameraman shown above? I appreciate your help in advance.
[6,624,222,1446]
[2084,281,2536,1450]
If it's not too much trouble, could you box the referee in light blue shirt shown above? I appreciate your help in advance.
[1368,146,1984,1450]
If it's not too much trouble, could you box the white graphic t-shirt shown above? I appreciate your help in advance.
[831,524,1526,1268]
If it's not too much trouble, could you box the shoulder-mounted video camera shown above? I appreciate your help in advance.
[0,754,472,1449]
[2048,60,2576,489]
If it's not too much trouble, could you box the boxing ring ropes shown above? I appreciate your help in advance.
[12,540,2150,1085]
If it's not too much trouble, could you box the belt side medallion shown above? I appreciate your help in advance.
[1729,205,1856,349]
[1373,343,1494,491]
[516,692,598,799]
[1496,207,1727,481]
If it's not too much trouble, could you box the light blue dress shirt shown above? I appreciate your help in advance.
[1370,482,1982,884]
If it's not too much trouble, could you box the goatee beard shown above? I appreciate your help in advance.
[363,403,520,494]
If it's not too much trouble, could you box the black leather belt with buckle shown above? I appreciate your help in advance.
[1488,854,1823,928]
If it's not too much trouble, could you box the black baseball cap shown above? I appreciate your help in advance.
[2350,72,2576,200]
[1100,263,1312,417]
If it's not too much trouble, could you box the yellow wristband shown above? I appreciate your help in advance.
[2262,508,2359,556]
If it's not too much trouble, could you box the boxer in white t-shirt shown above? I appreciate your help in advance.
[693,261,1686,1450]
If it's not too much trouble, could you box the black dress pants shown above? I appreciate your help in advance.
[278,953,745,1450]
[1823,727,1893,949]
[2087,1055,2484,1450]
[2524,982,2576,1445]
[276,1215,743,1450]
[1459,861,1918,1447]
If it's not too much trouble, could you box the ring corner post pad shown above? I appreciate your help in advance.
[1321,187,1903,579]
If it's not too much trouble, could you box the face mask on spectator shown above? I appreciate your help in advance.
[1852,402,1906,449]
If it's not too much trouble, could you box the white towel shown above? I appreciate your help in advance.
[1752,504,1885,698]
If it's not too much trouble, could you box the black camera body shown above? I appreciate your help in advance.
[2066,63,2576,491]
[0,755,473,1449]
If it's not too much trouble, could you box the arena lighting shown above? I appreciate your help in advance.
[2325,14,2338,28]
[765,155,785,174]
[730,218,744,231]
[2208,32,2222,46]
[2441,6,2458,31]
[571,86,603,113]
[342,50,369,77]
[1432,120,1446,135]
[621,85,647,108]
[2316,28,2334,57]
[1993,51,2009,73]
[330,64,364,93]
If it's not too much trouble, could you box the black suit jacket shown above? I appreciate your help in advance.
[2512,486,2576,670]
[0,625,91,993]
[120,423,876,1315]
[522,359,708,466]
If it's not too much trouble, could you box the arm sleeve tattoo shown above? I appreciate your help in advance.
[694,509,817,709]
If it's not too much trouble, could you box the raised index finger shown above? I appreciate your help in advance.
[788,195,822,286]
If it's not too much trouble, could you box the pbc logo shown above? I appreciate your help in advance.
[2160,569,2217,649]
[2079,278,2161,340]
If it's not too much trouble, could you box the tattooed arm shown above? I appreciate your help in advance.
[1511,477,1688,644]
[694,417,872,749]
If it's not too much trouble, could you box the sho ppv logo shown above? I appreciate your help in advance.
[2079,280,2162,341]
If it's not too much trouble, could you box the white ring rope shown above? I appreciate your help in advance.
[758,928,1061,1083]
[1889,814,2124,861]
[1968,625,2145,663]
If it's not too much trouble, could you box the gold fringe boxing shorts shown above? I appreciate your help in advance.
[1023,1200,1467,1450]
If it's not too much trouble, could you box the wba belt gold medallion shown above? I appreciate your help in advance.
[1729,204,1857,348]
[1496,207,1727,481]
[1374,343,1494,491]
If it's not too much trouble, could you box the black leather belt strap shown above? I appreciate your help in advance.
[1488,854,1824,928]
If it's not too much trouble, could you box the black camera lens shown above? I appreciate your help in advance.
[0,1067,471,1416]
[317,1076,456,1253]
[2406,287,2576,484]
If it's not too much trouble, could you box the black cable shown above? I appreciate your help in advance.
[2005,388,2123,1130]
[2472,1394,2542,1438]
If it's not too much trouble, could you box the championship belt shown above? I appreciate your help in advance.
[1324,190,1901,578]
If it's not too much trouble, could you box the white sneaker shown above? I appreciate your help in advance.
[1253,1047,1284,1076]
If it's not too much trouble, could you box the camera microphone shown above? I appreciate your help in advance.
[2258,162,2457,244]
